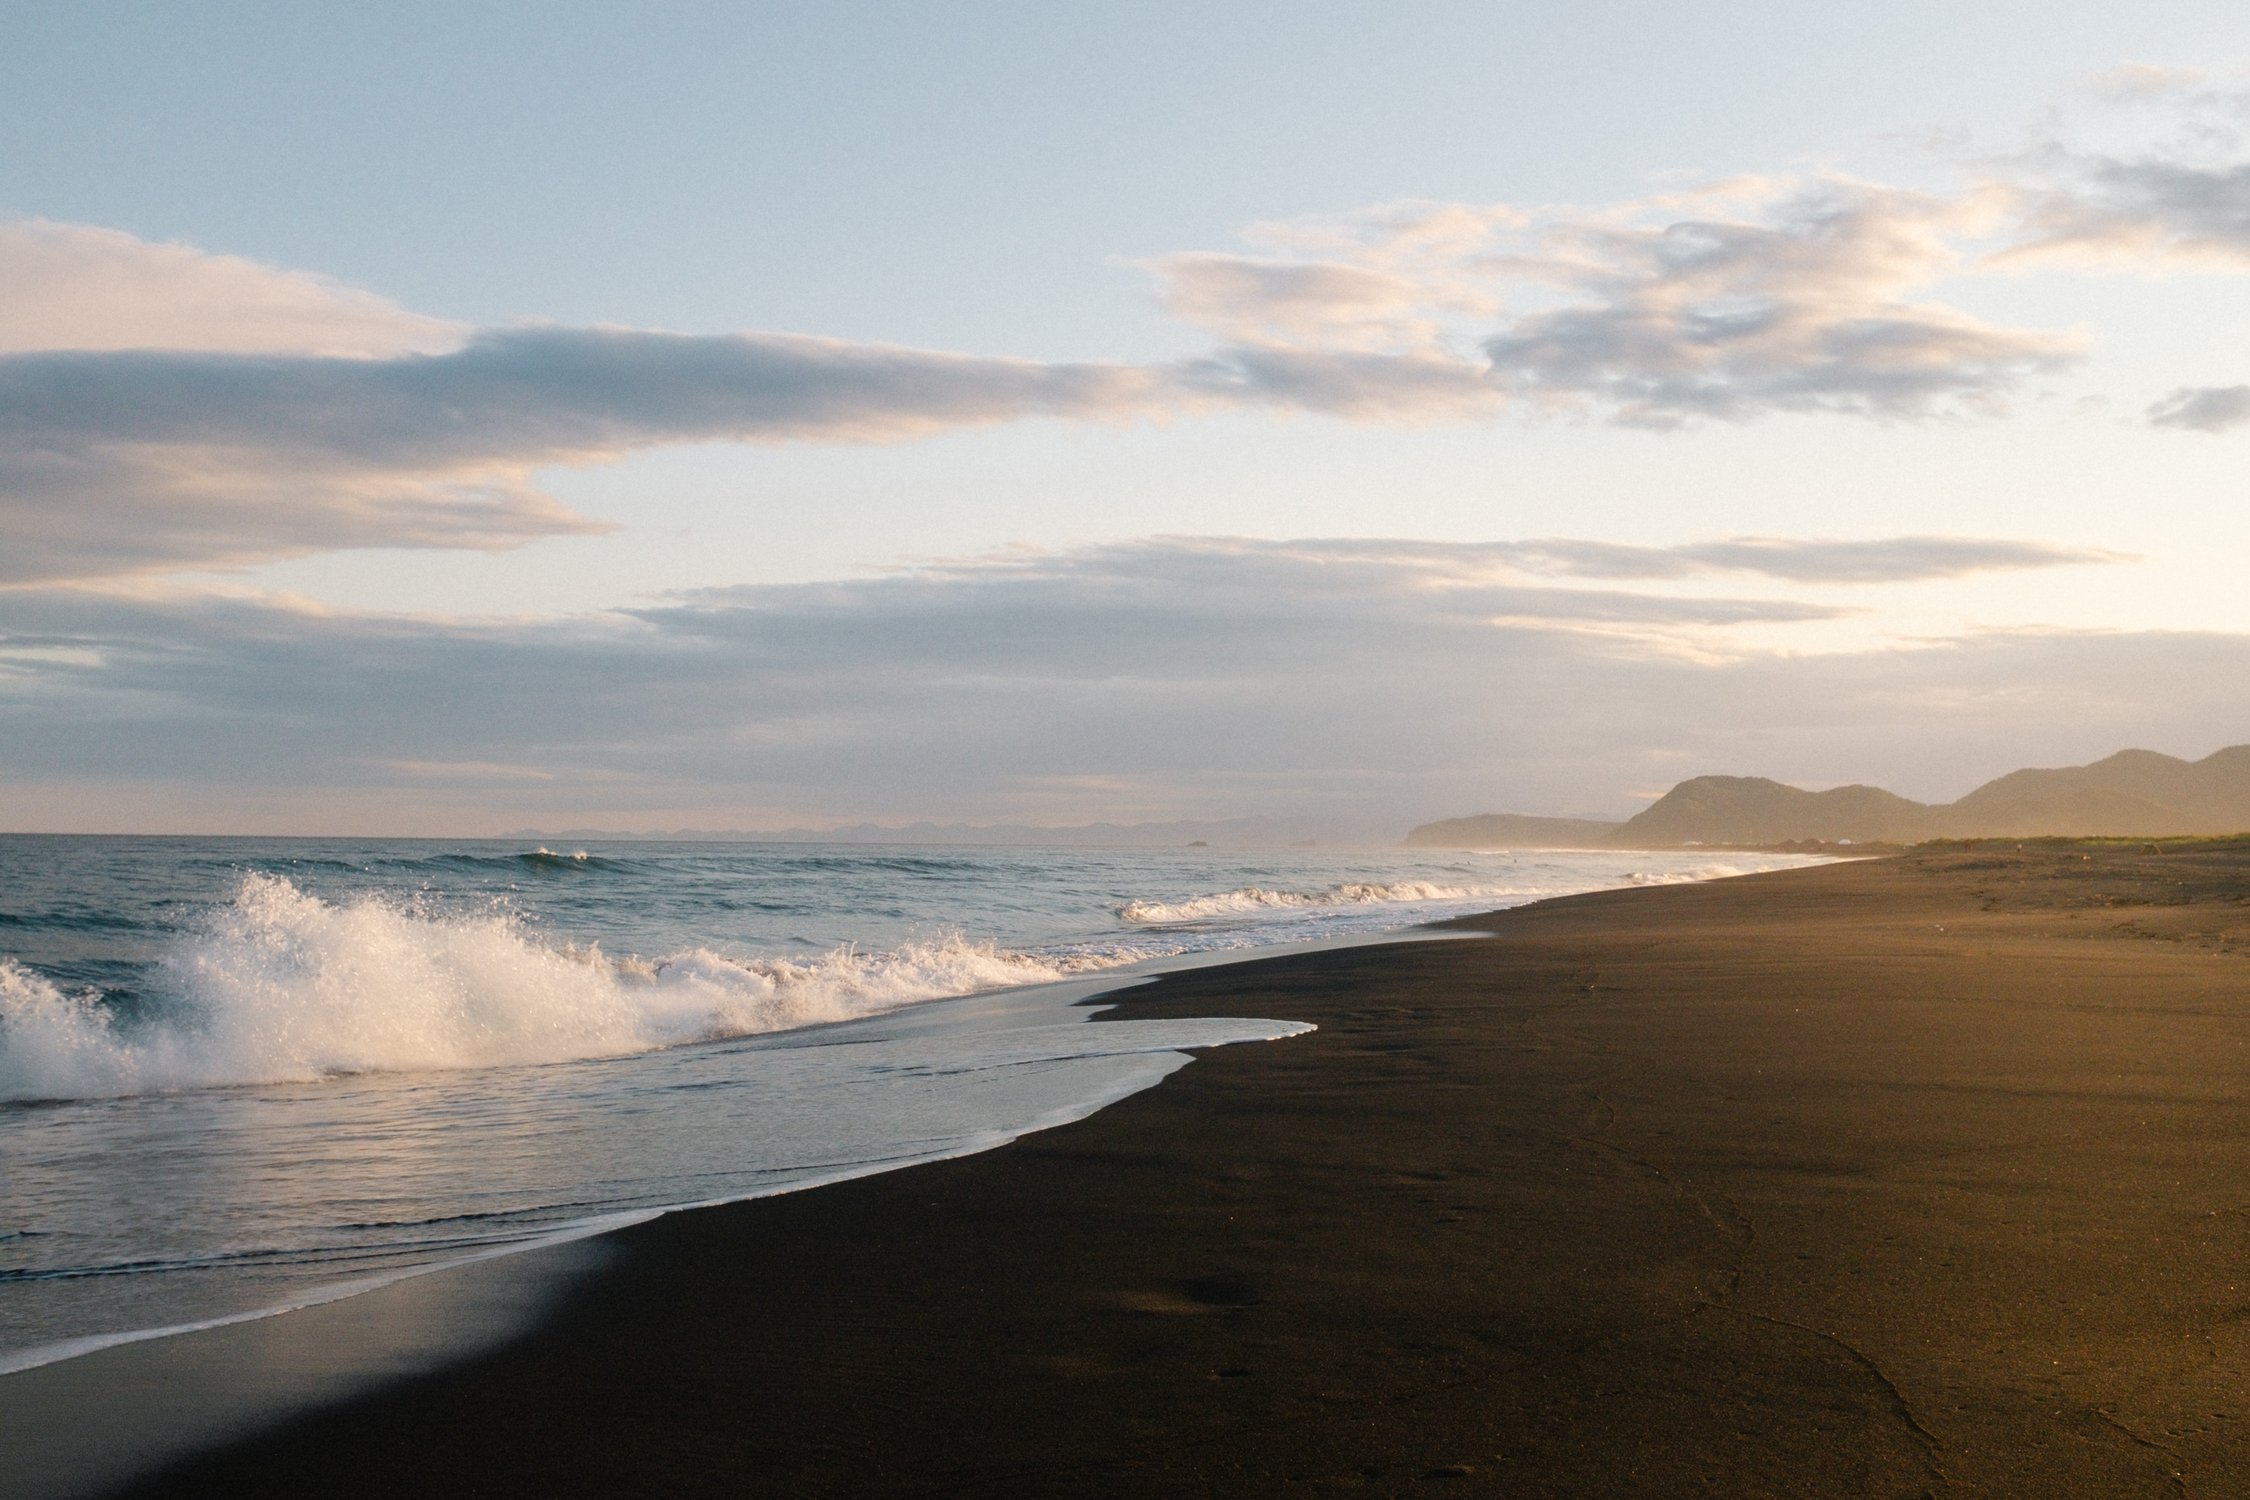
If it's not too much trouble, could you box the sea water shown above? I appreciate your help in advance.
[0,836,1821,1374]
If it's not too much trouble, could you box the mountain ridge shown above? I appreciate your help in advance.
[1406,746,2250,848]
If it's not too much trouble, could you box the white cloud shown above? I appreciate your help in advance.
[0,219,462,358]
[1155,256,1427,347]
[1155,180,2079,428]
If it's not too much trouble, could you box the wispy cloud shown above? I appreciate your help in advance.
[1499,535,2127,583]
[1156,253,1487,351]
[5,203,2087,585]
[0,538,1844,805]
[1997,76,2250,269]
[0,327,1175,584]
[2079,63,2209,105]
[2009,153,2250,269]
[2148,383,2250,431]
[0,219,461,358]
[1153,179,2080,428]
[0,537,2214,834]
[17,93,2250,594]
[1475,182,2074,426]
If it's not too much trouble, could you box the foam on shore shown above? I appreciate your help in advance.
[0,873,1147,1101]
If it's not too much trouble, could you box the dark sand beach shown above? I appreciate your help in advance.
[51,842,2250,1496]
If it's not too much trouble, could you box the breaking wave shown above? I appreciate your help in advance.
[0,874,1127,1102]
[1624,863,1756,885]
[1118,865,1765,925]
[1118,879,1522,925]
[420,848,627,874]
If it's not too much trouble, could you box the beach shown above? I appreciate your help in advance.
[30,840,2250,1496]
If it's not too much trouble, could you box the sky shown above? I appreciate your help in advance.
[8,2,2250,836]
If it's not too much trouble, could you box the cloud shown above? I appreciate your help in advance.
[1962,84,2250,432]
[1500,535,2127,583]
[0,538,1839,824]
[1995,82,2250,270]
[1478,182,2076,426]
[1154,181,2078,428]
[2148,384,2250,431]
[0,326,1177,584]
[12,196,2079,586]
[0,219,1200,583]
[0,161,2219,590]
[2080,63,2207,105]
[2010,155,2250,267]
[1171,344,1504,421]
[0,219,462,358]
[1154,254,1476,351]
[4,536,2223,836]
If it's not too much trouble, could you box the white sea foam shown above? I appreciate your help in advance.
[0,873,1136,1102]
[1116,863,1788,926]
[1118,879,1527,925]
[1625,863,1756,884]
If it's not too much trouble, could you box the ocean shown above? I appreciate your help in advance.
[0,835,1821,1375]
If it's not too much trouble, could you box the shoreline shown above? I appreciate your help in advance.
[0,925,1470,1384]
[0,928,1449,1499]
[32,841,2250,1495]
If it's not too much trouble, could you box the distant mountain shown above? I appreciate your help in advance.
[1616,777,1935,846]
[1405,745,2250,848]
[1943,747,2250,837]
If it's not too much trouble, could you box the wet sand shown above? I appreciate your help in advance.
[74,843,2250,1494]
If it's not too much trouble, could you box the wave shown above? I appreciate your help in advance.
[1119,879,1524,925]
[1625,863,1756,884]
[520,847,596,870]
[1119,862,1779,926]
[260,848,638,876]
[0,874,1129,1103]
[419,848,628,874]
[240,849,635,878]
[762,853,986,876]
